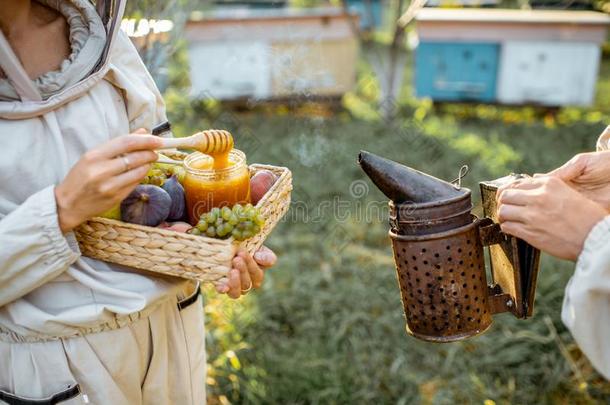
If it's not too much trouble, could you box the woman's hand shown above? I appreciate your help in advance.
[216,246,277,299]
[496,176,608,261]
[543,150,610,209]
[55,129,162,233]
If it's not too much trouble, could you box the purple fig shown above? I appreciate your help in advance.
[121,185,171,226]
[161,175,186,221]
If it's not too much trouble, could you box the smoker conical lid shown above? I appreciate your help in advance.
[357,150,467,204]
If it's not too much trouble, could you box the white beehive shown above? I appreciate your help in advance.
[185,7,359,101]
[497,41,601,106]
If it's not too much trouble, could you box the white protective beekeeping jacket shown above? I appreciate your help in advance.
[0,1,205,403]
[561,125,610,381]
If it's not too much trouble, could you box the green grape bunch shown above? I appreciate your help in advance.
[141,163,186,186]
[188,204,265,241]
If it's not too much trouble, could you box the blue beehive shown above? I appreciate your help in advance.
[345,0,383,30]
[415,42,499,102]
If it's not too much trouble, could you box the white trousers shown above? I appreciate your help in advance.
[0,285,206,405]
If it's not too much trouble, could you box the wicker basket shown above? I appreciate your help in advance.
[74,164,292,285]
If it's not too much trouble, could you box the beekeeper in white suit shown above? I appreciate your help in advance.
[0,0,276,403]
[497,127,610,380]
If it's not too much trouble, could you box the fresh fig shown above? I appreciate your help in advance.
[250,170,278,205]
[121,185,171,226]
[161,175,186,221]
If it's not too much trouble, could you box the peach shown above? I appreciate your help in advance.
[250,170,278,205]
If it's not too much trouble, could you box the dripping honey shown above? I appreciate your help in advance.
[212,152,230,170]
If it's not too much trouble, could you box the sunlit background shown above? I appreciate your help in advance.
[123,0,610,403]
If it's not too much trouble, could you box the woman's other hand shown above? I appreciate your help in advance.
[216,246,277,299]
[55,129,162,233]
[543,150,610,209]
[496,176,608,261]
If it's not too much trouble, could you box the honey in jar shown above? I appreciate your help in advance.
[183,150,251,225]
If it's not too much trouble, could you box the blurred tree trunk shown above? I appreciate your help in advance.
[357,0,426,121]
[385,0,406,117]
[340,0,406,120]
[355,0,428,120]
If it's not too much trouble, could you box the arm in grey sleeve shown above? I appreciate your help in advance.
[562,215,610,380]
[0,185,80,307]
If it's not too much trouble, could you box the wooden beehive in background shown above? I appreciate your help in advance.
[185,7,359,102]
[414,8,610,106]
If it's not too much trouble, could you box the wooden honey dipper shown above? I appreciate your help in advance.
[157,129,235,169]
[159,129,234,155]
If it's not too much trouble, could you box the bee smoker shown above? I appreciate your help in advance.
[358,151,541,342]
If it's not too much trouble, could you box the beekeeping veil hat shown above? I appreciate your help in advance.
[0,0,126,114]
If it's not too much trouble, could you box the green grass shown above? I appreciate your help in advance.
[166,50,610,404]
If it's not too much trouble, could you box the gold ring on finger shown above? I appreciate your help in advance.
[241,281,253,294]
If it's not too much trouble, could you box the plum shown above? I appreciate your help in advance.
[250,170,278,205]
[121,185,171,227]
[161,175,186,221]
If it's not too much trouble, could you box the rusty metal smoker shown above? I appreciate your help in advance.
[358,151,541,342]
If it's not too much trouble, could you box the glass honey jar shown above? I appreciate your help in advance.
[183,150,251,225]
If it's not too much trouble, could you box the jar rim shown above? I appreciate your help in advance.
[184,149,247,175]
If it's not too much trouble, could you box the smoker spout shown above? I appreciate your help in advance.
[357,150,466,203]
